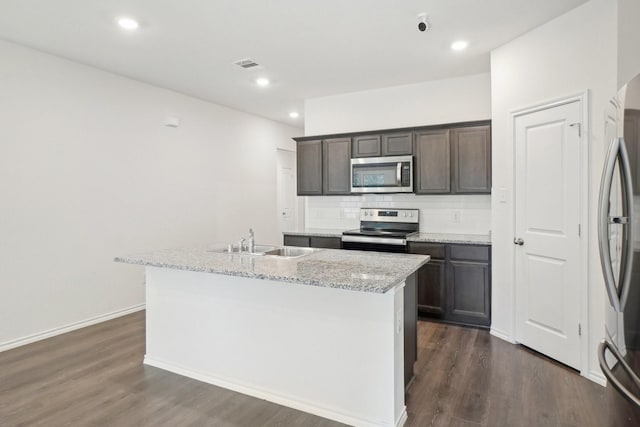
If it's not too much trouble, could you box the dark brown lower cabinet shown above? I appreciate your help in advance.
[417,260,446,318]
[409,242,491,327]
[447,260,491,326]
[283,234,342,249]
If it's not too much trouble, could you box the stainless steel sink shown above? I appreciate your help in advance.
[210,245,319,258]
[211,244,279,255]
[263,247,319,258]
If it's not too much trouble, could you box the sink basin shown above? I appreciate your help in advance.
[210,245,318,258]
[263,247,319,258]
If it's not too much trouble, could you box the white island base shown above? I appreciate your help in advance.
[144,266,407,427]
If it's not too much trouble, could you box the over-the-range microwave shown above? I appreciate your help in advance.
[350,155,413,193]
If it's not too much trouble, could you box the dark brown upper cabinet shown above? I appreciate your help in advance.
[414,129,451,194]
[382,132,412,156]
[352,135,381,158]
[323,138,352,195]
[296,139,323,195]
[294,120,490,196]
[451,125,491,194]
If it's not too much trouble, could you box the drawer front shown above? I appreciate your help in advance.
[310,236,341,249]
[283,235,311,247]
[449,244,490,262]
[407,243,446,260]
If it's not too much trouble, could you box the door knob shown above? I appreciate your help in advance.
[514,237,524,246]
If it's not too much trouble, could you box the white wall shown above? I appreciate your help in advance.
[303,73,493,235]
[0,40,300,350]
[490,0,617,383]
[305,73,491,135]
[618,0,640,89]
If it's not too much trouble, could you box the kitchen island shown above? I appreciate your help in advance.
[116,246,428,427]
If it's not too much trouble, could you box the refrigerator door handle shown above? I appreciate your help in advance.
[598,340,640,407]
[618,137,634,311]
[599,137,623,312]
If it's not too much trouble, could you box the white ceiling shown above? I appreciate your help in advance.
[0,0,587,127]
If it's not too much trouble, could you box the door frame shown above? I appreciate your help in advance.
[510,90,590,377]
[276,148,303,233]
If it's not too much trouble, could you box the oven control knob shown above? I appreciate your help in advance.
[403,212,407,217]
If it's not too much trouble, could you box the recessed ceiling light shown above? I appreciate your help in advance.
[117,17,139,30]
[289,112,300,119]
[256,78,270,87]
[451,40,469,51]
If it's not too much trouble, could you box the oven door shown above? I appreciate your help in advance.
[351,156,413,193]
[341,235,408,253]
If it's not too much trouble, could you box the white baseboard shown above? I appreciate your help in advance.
[588,369,607,387]
[490,327,517,344]
[395,409,408,427]
[0,304,145,353]
[145,356,397,427]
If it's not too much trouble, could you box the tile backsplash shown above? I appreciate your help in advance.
[305,194,491,234]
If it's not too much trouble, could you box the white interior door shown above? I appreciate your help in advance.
[514,99,583,370]
[277,149,297,233]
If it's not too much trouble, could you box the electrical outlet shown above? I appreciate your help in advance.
[452,210,461,223]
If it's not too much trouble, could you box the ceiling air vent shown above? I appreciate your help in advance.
[233,58,260,69]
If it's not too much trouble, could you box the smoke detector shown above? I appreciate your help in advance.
[233,58,260,69]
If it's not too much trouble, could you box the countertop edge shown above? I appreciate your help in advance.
[282,230,491,245]
[114,253,429,295]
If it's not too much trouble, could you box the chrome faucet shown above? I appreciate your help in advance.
[248,228,255,253]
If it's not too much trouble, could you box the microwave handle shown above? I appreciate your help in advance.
[396,163,402,184]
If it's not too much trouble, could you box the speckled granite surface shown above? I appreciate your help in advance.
[115,246,428,294]
[283,228,345,238]
[407,233,491,245]
[284,229,491,245]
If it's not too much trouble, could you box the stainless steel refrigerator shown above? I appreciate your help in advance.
[598,72,640,407]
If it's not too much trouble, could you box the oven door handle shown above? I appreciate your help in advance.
[342,235,407,245]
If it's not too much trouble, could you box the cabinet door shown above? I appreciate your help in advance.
[413,130,451,194]
[309,236,341,249]
[446,260,491,326]
[417,260,446,317]
[323,138,352,195]
[296,140,323,195]
[382,132,412,156]
[452,125,491,194]
[352,135,381,158]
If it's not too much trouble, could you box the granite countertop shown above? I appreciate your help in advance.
[283,228,346,238]
[115,246,428,294]
[407,233,491,245]
[283,229,491,245]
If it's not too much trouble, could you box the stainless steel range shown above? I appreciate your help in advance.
[342,208,419,253]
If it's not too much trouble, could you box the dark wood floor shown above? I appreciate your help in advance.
[1,312,639,426]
